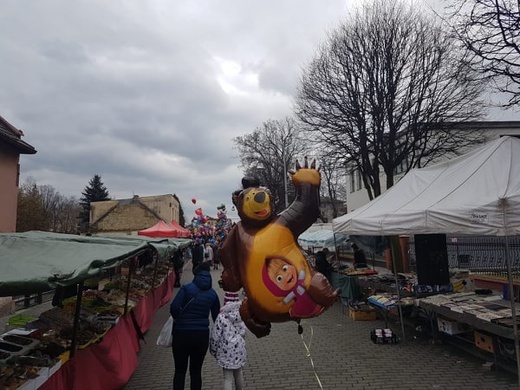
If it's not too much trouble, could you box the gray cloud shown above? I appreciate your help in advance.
[3,0,517,223]
[0,0,351,220]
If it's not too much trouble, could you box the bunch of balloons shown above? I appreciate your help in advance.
[187,200,233,246]
[213,204,233,246]
[190,206,211,239]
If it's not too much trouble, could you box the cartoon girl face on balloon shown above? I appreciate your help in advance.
[262,258,323,319]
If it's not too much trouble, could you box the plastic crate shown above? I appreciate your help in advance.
[371,328,399,344]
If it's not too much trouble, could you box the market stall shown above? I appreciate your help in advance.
[0,231,191,389]
[138,220,191,238]
[333,136,520,381]
[39,272,176,390]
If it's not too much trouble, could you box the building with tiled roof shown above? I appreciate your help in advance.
[0,115,36,233]
[89,194,182,235]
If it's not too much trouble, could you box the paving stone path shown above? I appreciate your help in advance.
[124,267,519,390]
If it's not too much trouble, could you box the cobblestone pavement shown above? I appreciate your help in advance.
[124,267,519,390]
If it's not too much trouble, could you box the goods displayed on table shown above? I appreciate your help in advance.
[368,293,415,309]
[418,291,517,324]
[367,293,416,324]
[0,260,172,390]
[345,267,378,276]
[357,271,470,298]
[334,263,378,276]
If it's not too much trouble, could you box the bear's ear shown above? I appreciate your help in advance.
[242,176,260,189]
[232,190,242,206]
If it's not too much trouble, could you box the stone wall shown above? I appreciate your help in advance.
[96,203,157,232]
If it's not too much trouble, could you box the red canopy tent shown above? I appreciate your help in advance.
[137,220,190,238]
[169,221,191,238]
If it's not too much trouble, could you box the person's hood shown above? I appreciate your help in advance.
[219,301,242,324]
[193,270,212,290]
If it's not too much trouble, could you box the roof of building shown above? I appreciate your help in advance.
[0,114,36,154]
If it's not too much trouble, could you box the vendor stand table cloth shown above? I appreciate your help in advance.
[330,272,362,304]
[39,272,175,390]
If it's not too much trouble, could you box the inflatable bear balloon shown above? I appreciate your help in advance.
[219,157,338,338]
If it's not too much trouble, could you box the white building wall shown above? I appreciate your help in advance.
[345,123,520,213]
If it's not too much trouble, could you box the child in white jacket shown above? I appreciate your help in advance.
[210,291,247,390]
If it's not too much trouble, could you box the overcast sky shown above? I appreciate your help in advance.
[1,0,517,223]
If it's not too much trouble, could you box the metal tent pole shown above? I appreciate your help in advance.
[500,198,520,387]
[70,282,84,358]
[504,235,520,385]
[390,236,406,343]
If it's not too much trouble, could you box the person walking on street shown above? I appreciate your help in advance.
[172,249,185,288]
[204,242,214,267]
[170,262,220,390]
[191,239,205,271]
[213,243,221,270]
[210,291,247,390]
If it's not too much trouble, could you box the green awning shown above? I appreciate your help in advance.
[0,231,192,296]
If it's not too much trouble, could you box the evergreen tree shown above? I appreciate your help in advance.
[79,174,110,231]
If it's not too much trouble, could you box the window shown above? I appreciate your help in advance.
[350,170,356,193]
[356,170,362,191]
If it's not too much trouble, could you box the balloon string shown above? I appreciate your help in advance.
[300,326,324,390]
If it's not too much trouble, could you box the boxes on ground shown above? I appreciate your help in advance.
[496,336,516,361]
[474,330,494,353]
[436,316,470,335]
[348,304,376,321]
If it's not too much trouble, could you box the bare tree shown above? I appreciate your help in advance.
[57,196,82,233]
[39,185,62,232]
[233,117,307,213]
[17,178,81,233]
[317,153,347,220]
[447,0,520,106]
[16,178,48,232]
[295,0,486,201]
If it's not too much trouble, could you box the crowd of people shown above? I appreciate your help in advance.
[166,203,371,389]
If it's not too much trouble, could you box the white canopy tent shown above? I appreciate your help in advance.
[334,136,520,237]
[333,136,520,380]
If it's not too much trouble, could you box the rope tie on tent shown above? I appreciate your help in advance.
[299,324,324,390]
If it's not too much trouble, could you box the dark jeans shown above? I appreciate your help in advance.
[172,330,209,390]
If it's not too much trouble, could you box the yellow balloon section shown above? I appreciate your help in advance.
[243,224,311,320]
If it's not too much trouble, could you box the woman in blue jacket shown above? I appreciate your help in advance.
[170,262,220,390]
